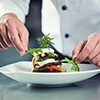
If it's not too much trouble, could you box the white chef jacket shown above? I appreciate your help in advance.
[0,0,30,23]
[0,0,100,57]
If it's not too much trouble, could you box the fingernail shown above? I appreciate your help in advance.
[22,43,28,51]
[25,46,28,50]
[72,54,77,60]
[75,60,80,64]
[20,51,25,55]
[24,45,28,51]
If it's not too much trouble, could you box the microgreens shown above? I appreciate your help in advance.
[26,48,42,55]
[37,33,55,49]
[61,57,80,71]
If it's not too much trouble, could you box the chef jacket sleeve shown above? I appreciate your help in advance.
[0,0,30,23]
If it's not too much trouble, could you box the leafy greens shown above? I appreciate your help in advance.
[26,48,42,55]
[61,57,80,71]
[37,33,55,49]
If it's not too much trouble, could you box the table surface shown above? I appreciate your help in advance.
[0,73,100,100]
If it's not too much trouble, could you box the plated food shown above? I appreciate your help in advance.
[26,33,79,72]
[29,48,66,72]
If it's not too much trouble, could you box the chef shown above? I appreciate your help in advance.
[0,0,100,67]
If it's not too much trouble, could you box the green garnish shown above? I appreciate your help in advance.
[26,48,42,55]
[61,57,80,71]
[33,68,49,72]
[37,33,55,49]
[38,54,55,61]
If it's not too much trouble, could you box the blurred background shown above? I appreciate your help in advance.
[0,0,42,67]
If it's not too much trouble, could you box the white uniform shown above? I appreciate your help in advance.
[42,0,100,56]
[0,0,100,57]
[0,0,30,23]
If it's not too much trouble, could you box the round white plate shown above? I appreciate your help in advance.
[0,61,100,86]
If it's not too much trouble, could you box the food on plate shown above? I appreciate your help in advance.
[28,48,66,72]
[26,33,80,72]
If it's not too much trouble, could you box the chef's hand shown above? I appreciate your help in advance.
[72,33,100,67]
[0,13,29,55]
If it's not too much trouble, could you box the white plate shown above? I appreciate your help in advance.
[0,61,100,86]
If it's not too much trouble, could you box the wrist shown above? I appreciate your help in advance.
[0,13,18,23]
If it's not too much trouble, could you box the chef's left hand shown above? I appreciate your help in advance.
[72,33,100,67]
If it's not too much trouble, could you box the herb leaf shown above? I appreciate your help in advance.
[61,57,80,71]
[26,48,42,55]
[37,33,55,49]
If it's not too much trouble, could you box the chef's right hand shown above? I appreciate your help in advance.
[0,13,29,55]
[72,33,100,67]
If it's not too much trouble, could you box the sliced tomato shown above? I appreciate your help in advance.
[45,65,60,71]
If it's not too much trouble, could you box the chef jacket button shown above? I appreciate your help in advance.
[65,33,69,38]
[62,5,67,10]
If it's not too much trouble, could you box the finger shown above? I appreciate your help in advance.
[6,20,26,55]
[89,53,100,64]
[0,34,9,49]
[85,40,100,61]
[0,44,4,50]
[17,23,29,50]
[75,33,100,64]
[96,61,100,67]
[72,39,87,60]
[0,23,13,47]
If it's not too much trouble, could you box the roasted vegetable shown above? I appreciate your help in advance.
[45,65,60,71]
[33,61,64,72]
[38,54,55,61]
[33,66,61,72]
[39,61,62,68]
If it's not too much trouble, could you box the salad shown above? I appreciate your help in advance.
[26,33,80,72]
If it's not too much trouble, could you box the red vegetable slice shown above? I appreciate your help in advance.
[45,65,60,71]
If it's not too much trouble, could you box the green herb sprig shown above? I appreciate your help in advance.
[37,33,55,49]
[26,48,42,55]
[61,57,80,71]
